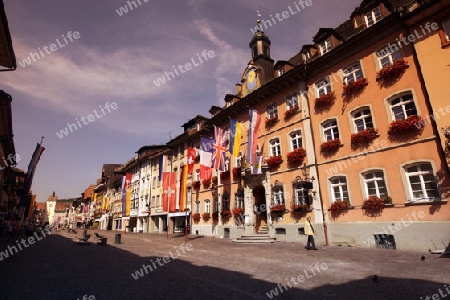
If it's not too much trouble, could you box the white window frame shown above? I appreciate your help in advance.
[267,103,278,119]
[269,138,282,156]
[319,37,333,55]
[322,119,340,141]
[343,62,364,84]
[352,107,373,133]
[195,200,200,213]
[404,163,439,202]
[204,199,211,213]
[195,169,200,182]
[363,171,388,198]
[272,186,285,205]
[315,77,332,97]
[156,195,161,207]
[365,7,382,27]
[286,94,298,110]
[377,43,403,69]
[303,49,312,60]
[277,68,285,77]
[235,190,244,209]
[222,192,230,210]
[293,186,309,205]
[330,177,350,202]
[389,92,417,120]
[289,131,302,150]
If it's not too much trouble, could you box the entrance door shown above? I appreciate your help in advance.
[253,185,266,233]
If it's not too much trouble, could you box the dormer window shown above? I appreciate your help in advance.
[319,38,333,55]
[277,68,285,77]
[365,7,382,27]
[304,49,312,60]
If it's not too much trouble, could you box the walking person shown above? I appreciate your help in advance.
[304,216,318,250]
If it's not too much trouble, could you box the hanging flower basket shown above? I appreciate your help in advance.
[320,139,341,152]
[377,59,409,81]
[265,117,278,127]
[192,181,201,189]
[202,179,211,187]
[351,128,378,146]
[286,148,306,164]
[232,207,244,216]
[284,106,299,119]
[266,155,283,167]
[270,204,286,213]
[343,78,368,96]
[202,212,211,221]
[212,176,218,184]
[315,92,335,106]
[192,213,201,222]
[363,196,385,210]
[388,115,424,134]
[220,171,230,181]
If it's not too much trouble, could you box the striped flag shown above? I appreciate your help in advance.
[212,125,227,171]
[229,119,242,157]
[247,109,261,164]
[200,137,213,180]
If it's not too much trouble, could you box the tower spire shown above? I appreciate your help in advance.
[256,10,262,32]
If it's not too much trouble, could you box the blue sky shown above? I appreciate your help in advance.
[1,0,362,201]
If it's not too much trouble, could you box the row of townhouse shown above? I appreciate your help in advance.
[75,0,449,250]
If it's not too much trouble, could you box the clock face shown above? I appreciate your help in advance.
[246,68,257,93]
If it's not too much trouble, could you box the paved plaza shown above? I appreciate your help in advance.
[0,229,449,299]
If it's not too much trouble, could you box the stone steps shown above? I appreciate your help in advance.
[232,233,276,243]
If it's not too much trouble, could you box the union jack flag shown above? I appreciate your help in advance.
[212,125,228,171]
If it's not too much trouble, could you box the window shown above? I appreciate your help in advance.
[235,190,244,209]
[289,131,302,150]
[286,94,298,110]
[195,200,200,213]
[204,199,211,213]
[330,177,349,202]
[323,120,340,141]
[303,49,312,60]
[377,43,403,69]
[272,185,285,205]
[156,195,161,207]
[363,171,388,198]
[195,169,200,181]
[316,77,332,96]
[269,138,281,156]
[343,62,364,84]
[267,103,278,119]
[352,107,373,132]
[187,187,192,205]
[151,196,156,207]
[404,163,439,201]
[365,7,382,27]
[389,93,417,120]
[293,186,309,205]
[277,68,285,77]
[222,192,230,210]
[319,37,333,55]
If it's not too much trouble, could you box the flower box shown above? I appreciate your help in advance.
[343,78,368,96]
[220,171,230,181]
[284,106,299,119]
[286,147,306,164]
[363,196,385,210]
[220,209,232,218]
[212,176,218,184]
[320,139,341,152]
[270,204,286,213]
[192,212,201,222]
[212,211,219,221]
[351,128,378,146]
[232,207,244,216]
[329,200,350,214]
[377,59,409,81]
[202,212,211,221]
[266,155,283,167]
[315,92,335,106]
[388,115,424,134]
[202,179,211,187]
[383,196,392,205]
[192,181,201,189]
[291,204,308,214]
[265,117,278,127]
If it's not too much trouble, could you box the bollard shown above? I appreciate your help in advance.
[115,233,121,244]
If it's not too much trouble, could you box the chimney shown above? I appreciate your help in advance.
[52,191,55,197]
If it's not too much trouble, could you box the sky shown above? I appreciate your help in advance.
[1,0,363,201]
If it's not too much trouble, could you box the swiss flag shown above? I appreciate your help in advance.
[187,147,197,175]
[162,172,176,212]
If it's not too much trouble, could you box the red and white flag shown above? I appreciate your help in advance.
[162,172,176,212]
[187,147,197,175]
